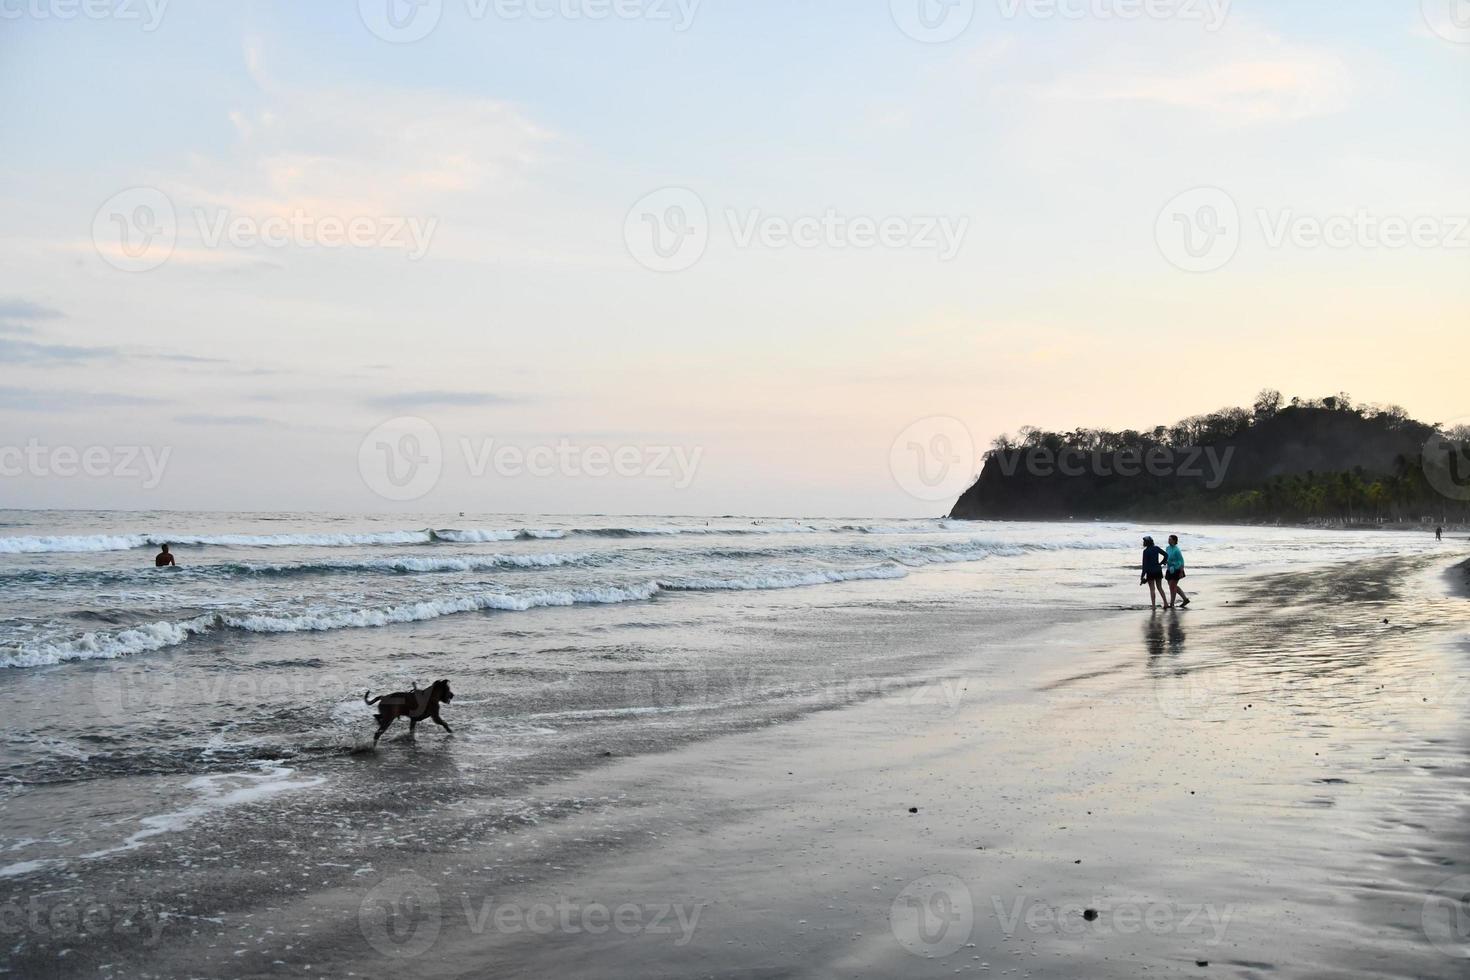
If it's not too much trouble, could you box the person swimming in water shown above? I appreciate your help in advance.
[155,544,175,567]
[1139,536,1169,610]
[1165,534,1189,608]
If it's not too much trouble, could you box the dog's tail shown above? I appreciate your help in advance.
[363,689,384,706]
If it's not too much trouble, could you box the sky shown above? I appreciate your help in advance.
[1,0,1467,516]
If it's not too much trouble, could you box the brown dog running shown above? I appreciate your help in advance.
[363,679,455,745]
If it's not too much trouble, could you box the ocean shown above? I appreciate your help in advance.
[0,511,1451,954]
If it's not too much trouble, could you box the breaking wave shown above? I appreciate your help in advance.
[0,522,949,554]
[1,564,921,668]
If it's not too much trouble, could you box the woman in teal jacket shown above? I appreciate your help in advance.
[1165,534,1190,608]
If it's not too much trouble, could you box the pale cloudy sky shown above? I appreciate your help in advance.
[1,0,1467,515]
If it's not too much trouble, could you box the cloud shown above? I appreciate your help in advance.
[0,298,65,336]
[1034,31,1353,124]
[145,351,232,365]
[0,299,64,321]
[0,335,258,370]
[0,386,165,411]
[0,337,120,365]
[364,391,522,410]
[160,40,556,247]
[173,414,278,426]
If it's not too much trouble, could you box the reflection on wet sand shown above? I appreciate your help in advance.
[1143,610,1187,666]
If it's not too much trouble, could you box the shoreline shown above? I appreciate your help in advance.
[14,551,1465,979]
[948,515,1468,534]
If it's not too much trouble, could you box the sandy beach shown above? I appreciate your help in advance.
[6,543,1467,979]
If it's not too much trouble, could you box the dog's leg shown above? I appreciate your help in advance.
[408,717,418,737]
[373,718,393,745]
[431,708,453,733]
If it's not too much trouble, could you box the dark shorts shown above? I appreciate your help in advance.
[1144,571,1164,582]
[1166,569,1186,582]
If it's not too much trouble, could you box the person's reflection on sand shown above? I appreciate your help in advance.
[1145,611,1187,669]
[1145,611,1167,661]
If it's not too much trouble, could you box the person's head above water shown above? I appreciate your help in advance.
[159,544,170,553]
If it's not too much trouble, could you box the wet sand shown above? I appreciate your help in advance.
[7,552,1470,978]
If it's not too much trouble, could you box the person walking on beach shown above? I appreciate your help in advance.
[1436,526,1444,542]
[154,543,175,567]
[1139,536,1169,610]
[1165,534,1189,608]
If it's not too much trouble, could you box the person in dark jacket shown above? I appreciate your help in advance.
[1139,536,1169,610]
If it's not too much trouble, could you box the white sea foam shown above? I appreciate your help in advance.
[432,528,519,542]
[249,552,593,575]
[0,587,662,667]
[1,563,922,668]
[0,530,435,553]
[81,765,326,861]
[224,583,661,634]
[0,533,155,554]
[0,858,59,879]
[663,565,908,591]
[0,615,218,668]
[0,520,1010,554]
